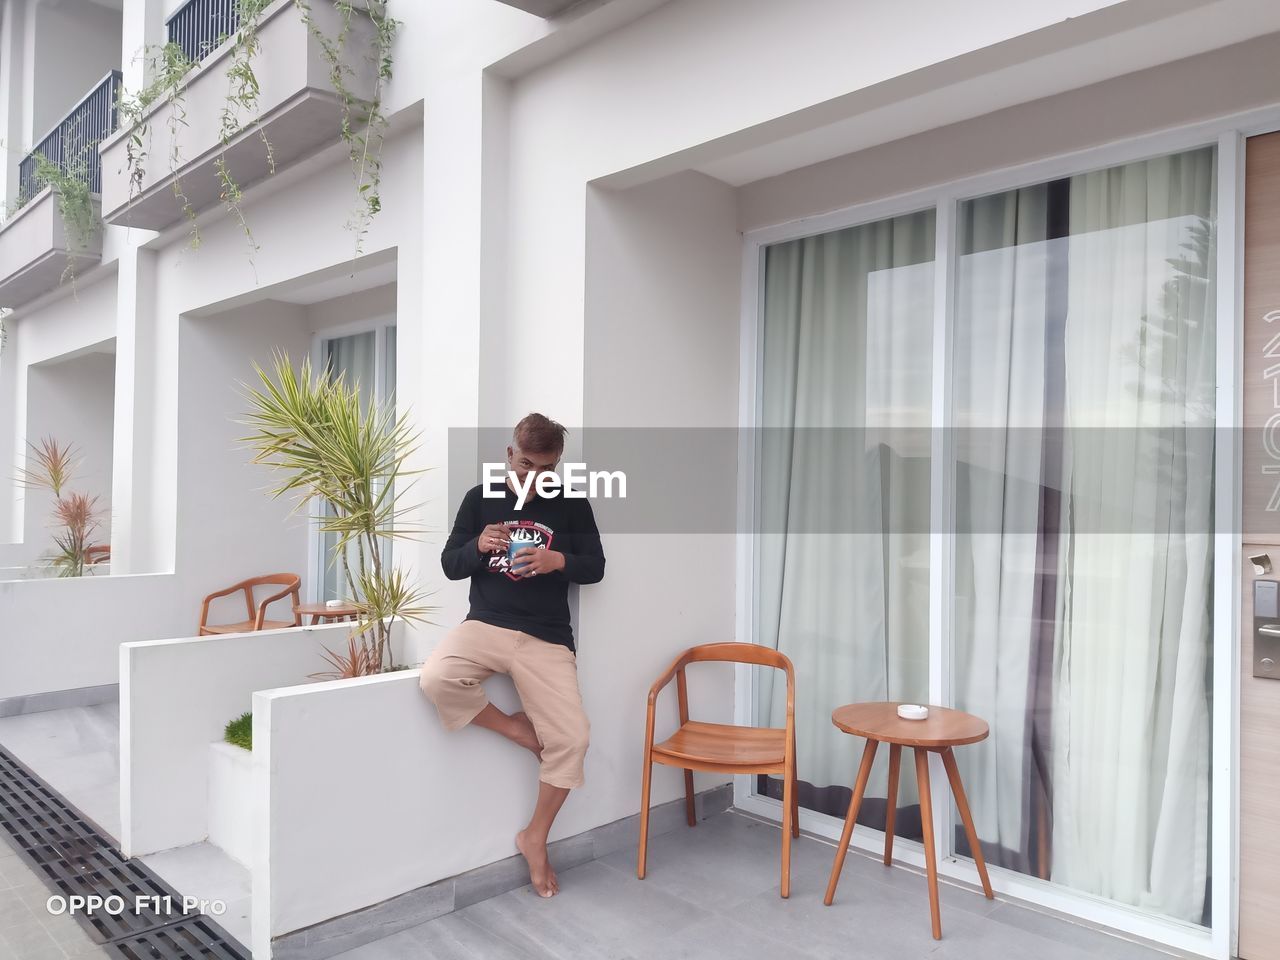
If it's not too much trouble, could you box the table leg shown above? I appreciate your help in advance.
[309,614,321,626]
[823,738,878,906]
[883,743,901,865]
[914,748,942,940]
[942,747,993,899]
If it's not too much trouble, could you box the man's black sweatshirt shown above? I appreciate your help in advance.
[440,483,605,652]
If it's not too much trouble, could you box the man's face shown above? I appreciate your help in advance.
[507,443,561,495]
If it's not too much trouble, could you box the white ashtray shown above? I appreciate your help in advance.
[325,599,345,609]
[897,704,929,721]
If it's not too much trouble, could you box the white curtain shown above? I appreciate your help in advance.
[756,210,934,806]
[1049,148,1216,921]
[952,185,1052,868]
[952,146,1215,922]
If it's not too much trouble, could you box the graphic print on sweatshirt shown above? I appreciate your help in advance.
[489,520,555,581]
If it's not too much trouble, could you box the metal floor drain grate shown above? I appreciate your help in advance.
[0,745,249,958]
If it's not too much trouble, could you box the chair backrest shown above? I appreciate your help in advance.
[682,642,792,673]
[243,573,301,592]
[677,643,795,721]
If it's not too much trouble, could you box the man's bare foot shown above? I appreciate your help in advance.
[510,712,543,759]
[515,829,559,897]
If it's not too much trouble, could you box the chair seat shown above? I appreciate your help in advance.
[200,619,296,635]
[652,721,787,772]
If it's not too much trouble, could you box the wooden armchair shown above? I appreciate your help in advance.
[198,574,302,636]
[638,642,798,897]
[84,545,110,565]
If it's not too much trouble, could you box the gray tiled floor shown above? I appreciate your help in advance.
[329,811,1181,960]
[0,704,120,842]
[0,834,110,959]
[0,705,253,950]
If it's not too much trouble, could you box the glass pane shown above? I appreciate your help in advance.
[951,145,1216,925]
[384,326,397,406]
[754,209,935,831]
[320,331,378,602]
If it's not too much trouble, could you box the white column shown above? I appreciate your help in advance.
[121,0,164,93]
[110,244,157,575]
[0,0,27,207]
[0,313,24,544]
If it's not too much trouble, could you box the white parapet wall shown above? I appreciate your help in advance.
[250,668,528,955]
[120,621,406,858]
[0,573,189,703]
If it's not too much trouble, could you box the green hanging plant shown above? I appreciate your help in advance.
[114,0,399,261]
[214,0,276,261]
[116,41,200,245]
[26,151,102,289]
[293,0,399,256]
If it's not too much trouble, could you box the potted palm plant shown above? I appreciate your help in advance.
[239,352,431,676]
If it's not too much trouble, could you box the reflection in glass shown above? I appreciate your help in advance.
[754,210,935,831]
[951,146,1216,924]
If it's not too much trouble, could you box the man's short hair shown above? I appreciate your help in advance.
[513,413,567,455]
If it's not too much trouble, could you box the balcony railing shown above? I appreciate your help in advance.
[166,0,243,65]
[16,71,122,203]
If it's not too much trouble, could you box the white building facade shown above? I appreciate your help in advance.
[0,0,1278,957]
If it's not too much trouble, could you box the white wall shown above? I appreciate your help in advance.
[252,667,540,950]
[30,0,121,145]
[738,29,1280,232]
[304,283,396,338]
[0,572,186,700]
[120,622,365,857]
[176,301,311,605]
[118,120,422,579]
[578,170,742,814]
[15,347,116,568]
[0,270,117,548]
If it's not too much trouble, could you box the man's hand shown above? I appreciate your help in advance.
[510,547,565,578]
[477,523,511,555]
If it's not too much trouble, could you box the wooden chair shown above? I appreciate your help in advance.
[638,642,799,897]
[84,545,110,565]
[198,574,303,636]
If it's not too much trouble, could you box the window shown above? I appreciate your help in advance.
[751,145,1217,926]
[753,208,935,827]
[315,324,397,602]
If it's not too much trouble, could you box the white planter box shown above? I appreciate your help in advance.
[0,186,103,309]
[98,0,378,230]
[208,740,254,870]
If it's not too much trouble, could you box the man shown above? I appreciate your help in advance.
[419,413,605,898]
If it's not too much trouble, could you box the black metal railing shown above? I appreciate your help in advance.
[17,70,122,204]
[166,0,243,65]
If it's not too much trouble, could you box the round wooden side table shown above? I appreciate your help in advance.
[293,601,359,625]
[822,701,993,940]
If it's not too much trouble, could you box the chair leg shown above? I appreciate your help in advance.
[781,762,794,899]
[637,754,653,880]
[684,769,696,827]
[789,731,800,838]
[884,743,901,865]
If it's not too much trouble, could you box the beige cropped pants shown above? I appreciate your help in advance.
[418,619,590,789]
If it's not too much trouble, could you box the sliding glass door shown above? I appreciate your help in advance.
[951,146,1216,924]
[753,208,935,831]
[752,144,1217,927]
